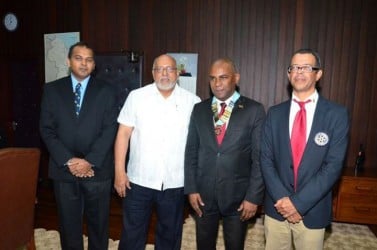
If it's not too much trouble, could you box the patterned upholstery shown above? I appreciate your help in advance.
[94,52,143,111]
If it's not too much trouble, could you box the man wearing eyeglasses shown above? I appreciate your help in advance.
[185,58,266,249]
[114,54,200,250]
[261,49,349,250]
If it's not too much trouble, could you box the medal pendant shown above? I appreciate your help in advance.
[214,126,222,135]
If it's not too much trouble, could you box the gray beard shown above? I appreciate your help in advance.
[156,81,176,91]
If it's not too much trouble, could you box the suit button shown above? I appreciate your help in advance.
[290,183,294,188]
[290,165,293,169]
[217,152,221,157]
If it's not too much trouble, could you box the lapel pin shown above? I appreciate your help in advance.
[314,132,329,146]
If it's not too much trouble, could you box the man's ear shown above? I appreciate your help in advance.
[234,73,240,84]
[315,69,323,81]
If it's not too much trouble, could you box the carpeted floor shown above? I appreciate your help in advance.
[34,215,377,249]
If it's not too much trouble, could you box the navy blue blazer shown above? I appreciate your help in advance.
[185,96,266,215]
[40,76,118,181]
[261,95,349,229]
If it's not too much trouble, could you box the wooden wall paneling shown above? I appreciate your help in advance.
[82,0,109,51]
[55,0,81,32]
[252,0,266,104]
[317,0,336,99]
[368,53,377,167]
[0,0,376,170]
[108,0,130,52]
[241,0,258,102]
[293,0,304,50]
[184,0,195,53]
[329,1,346,103]
[336,1,356,106]
[0,59,12,142]
[363,0,377,168]
[195,0,221,98]
[223,0,236,59]
[128,0,155,84]
[152,0,186,53]
[186,0,201,97]
[347,0,377,167]
[339,1,361,110]
[82,0,131,52]
[275,0,296,105]
[259,0,281,107]
[197,0,221,98]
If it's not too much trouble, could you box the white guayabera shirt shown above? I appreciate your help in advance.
[117,83,200,190]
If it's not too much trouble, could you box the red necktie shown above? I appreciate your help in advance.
[291,100,310,190]
[216,102,227,145]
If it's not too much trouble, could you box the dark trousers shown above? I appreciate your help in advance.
[53,179,111,250]
[118,183,184,250]
[195,212,248,250]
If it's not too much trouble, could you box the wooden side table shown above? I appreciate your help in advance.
[333,168,377,224]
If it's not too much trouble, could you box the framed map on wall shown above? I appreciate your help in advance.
[44,32,80,83]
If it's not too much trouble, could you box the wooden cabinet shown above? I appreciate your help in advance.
[333,168,377,224]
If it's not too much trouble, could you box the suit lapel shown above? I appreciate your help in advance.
[303,97,328,157]
[282,101,292,154]
[59,77,77,119]
[224,97,241,134]
[203,100,219,147]
[219,97,245,147]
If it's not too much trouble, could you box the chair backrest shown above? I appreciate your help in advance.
[0,147,40,250]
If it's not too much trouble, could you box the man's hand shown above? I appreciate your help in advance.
[274,197,302,223]
[287,212,302,223]
[114,171,131,198]
[188,193,205,217]
[237,200,258,221]
[67,157,94,178]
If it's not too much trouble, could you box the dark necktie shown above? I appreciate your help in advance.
[74,83,81,116]
[291,99,310,190]
[216,102,227,145]
[219,102,226,116]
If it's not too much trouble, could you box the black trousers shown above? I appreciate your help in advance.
[118,183,184,250]
[195,212,248,250]
[53,179,112,250]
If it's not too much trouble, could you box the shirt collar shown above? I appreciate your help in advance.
[291,90,318,105]
[213,91,239,106]
[71,74,90,90]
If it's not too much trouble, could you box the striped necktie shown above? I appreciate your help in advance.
[74,83,81,116]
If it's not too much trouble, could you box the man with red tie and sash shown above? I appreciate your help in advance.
[185,58,266,250]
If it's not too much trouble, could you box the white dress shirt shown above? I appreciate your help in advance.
[289,90,319,141]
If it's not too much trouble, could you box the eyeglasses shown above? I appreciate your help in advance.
[153,66,177,73]
[287,65,320,73]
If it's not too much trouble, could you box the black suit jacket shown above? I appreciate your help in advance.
[184,96,266,215]
[40,76,118,181]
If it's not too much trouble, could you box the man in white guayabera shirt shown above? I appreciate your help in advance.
[114,54,200,250]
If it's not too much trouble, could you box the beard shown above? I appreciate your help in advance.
[156,80,176,91]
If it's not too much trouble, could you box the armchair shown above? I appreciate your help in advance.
[0,147,40,250]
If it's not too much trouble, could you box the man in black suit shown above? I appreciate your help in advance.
[40,42,118,250]
[184,58,265,250]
